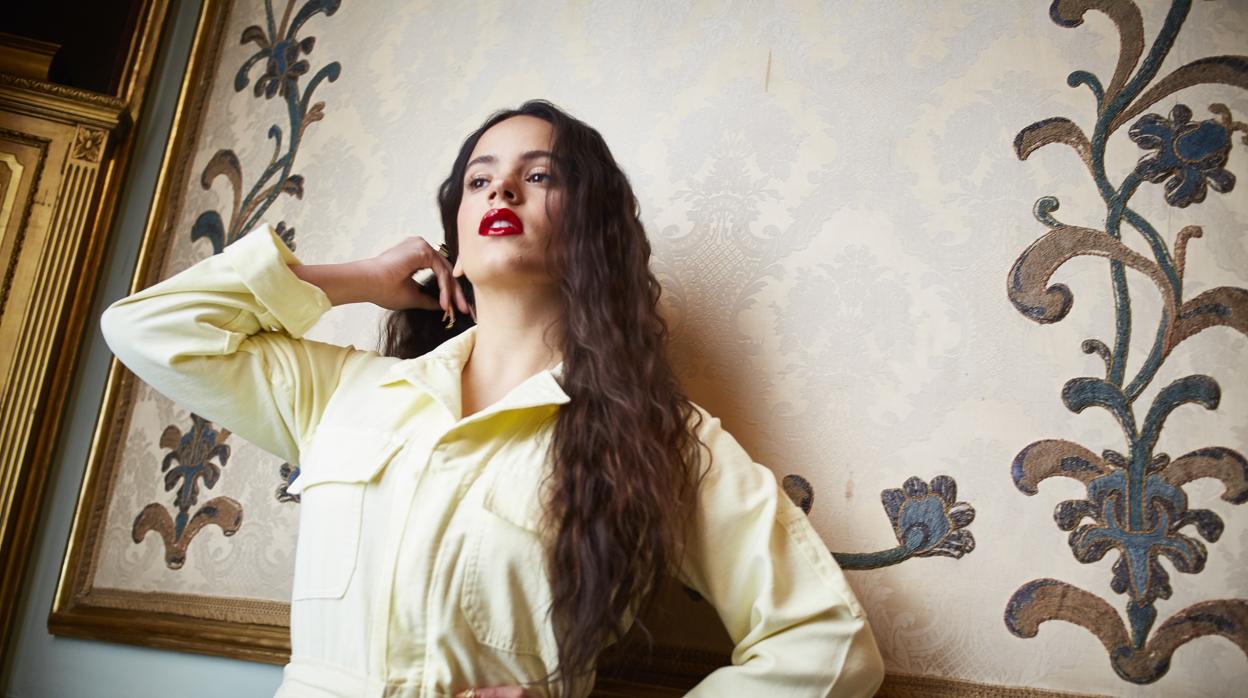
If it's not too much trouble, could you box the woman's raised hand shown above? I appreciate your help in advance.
[367,235,472,315]
[291,235,472,318]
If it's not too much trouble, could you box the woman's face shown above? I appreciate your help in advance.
[454,115,561,289]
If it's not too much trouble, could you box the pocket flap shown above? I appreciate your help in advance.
[289,426,402,495]
[482,465,545,532]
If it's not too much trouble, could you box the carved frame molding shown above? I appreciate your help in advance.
[0,0,170,674]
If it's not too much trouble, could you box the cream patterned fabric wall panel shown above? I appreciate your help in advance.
[96,0,1246,694]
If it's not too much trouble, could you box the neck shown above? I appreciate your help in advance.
[460,281,564,416]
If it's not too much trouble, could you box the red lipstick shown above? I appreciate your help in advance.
[479,208,524,236]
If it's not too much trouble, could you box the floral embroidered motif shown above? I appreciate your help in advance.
[1129,104,1238,208]
[132,415,242,569]
[781,473,976,570]
[1005,0,1248,683]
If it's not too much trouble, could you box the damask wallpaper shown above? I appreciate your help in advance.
[88,0,1246,695]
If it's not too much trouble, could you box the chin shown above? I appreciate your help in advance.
[463,257,550,288]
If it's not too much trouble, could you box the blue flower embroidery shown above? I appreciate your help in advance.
[1129,105,1235,208]
[247,34,315,100]
[881,476,976,559]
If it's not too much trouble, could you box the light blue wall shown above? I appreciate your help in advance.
[2,2,284,696]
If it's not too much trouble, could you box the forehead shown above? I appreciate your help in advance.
[470,115,554,160]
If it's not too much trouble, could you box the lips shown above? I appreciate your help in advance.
[479,208,524,236]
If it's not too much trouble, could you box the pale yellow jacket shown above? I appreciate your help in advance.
[100,223,885,697]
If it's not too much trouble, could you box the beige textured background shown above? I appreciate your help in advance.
[93,1,1247,695]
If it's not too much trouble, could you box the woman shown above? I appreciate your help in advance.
[101,100,884,697]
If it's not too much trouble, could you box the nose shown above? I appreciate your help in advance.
[488,174,520,204]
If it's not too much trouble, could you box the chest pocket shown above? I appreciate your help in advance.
[289,426,402,601]
[460,465,556,660]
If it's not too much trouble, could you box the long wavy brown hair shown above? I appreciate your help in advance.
[379,100,705,693]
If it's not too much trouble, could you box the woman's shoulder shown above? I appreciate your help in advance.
[336,344,403,387]
[685,401,778,493]
[305,347,418,433]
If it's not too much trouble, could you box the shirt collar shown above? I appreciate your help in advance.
[377,326,570,419]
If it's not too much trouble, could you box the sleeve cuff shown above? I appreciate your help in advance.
[223,222,333,337]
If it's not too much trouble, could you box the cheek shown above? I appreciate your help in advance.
[457,199,482,247]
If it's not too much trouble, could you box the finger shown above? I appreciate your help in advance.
[427,258,454,316]
[453,282,472,316]
[427,247,465,316]
[410,238,451,315]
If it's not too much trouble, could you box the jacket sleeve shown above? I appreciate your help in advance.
[677,409,886,697]
[100,222,370,465]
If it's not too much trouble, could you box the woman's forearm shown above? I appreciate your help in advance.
[291,260,376,307]
[294,235,464,313]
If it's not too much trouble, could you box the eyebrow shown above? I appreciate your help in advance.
[465,150,554,171]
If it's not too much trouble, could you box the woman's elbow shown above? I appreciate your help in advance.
[834,616,886,697]
[99,301,167,373]
[99,303,133,358]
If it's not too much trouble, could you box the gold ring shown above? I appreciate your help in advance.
[436,243,450,260]
[460,690,477,698]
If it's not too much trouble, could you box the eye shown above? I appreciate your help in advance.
[467,176,488,190]
[526,171,552,185]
